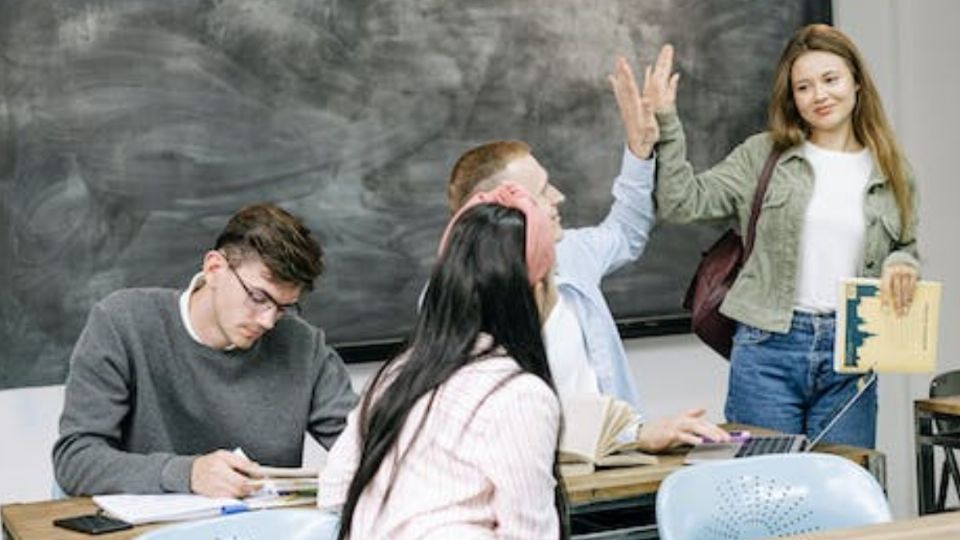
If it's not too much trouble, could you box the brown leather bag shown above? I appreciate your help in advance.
[683,150,781,358]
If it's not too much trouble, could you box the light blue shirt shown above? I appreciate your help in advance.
[554,149,655,419]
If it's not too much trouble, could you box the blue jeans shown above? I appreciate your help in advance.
[724,311,877,449]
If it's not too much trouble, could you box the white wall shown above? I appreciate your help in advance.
[834,0,960,517]
[2,0,958,525]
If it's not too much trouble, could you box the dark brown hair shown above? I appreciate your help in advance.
[448,140,531,212]
[214,203,323,291]
[768,24,913,240]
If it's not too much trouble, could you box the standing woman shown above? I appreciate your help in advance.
[318,183,567,539]
[644,25,919,448]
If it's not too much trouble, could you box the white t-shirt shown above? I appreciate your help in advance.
[542,293,600,401]
[794,142,873,312]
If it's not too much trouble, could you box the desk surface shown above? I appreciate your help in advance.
[563,439,883,505]
[785,511,960,539]
[916,396,960,416]
[2,431,885,539]
[2,498,161,540]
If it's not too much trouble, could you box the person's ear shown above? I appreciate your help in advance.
[202,250,228,286]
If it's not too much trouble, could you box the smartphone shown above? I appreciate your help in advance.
[53,514,133,535]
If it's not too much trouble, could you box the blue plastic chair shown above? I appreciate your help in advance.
[656,453,891,540]
[134,509,339,540]
[50,481,68,500]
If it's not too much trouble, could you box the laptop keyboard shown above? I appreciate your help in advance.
[734,435,801,458]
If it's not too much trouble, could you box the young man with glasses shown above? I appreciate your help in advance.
[53,204,357,497]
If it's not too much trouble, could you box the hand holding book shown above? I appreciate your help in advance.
[835,278,941,373]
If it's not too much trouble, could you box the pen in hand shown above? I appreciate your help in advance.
[191,449,262,498]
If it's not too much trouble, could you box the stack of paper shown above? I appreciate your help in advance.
[93,494,243,525]
[94,466,320,525]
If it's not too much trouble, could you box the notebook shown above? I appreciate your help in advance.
[685,369,877,464]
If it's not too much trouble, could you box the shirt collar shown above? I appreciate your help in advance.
[179,272,236,350]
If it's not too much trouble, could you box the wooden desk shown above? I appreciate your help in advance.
[560,430,885,540]
[564,436,887,505]
[1,498,162,540]
[783,511,960,539]
[915,397,960,514]
[1,436,885,540]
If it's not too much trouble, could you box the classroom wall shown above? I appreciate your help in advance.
[2,0,958,524]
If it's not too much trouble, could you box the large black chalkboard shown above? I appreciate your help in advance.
[0,0,830,389]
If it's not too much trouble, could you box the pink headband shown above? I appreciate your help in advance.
[438,182,555,285]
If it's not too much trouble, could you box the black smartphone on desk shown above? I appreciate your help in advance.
[53,514,133,535]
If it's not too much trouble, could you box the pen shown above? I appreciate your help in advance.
[220,504,250,515]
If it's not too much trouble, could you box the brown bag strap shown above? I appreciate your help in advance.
[743,149,781,258]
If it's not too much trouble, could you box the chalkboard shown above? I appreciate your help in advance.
[0,0,831,389]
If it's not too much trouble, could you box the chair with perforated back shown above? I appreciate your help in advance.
[656,453,891,540]
[134,509,339,540]
[929,368,960,511]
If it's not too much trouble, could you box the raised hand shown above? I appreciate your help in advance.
[609,56,658,159]
[643,44,680,114]
[190,449,261,498]
[880,263,918,317]
[636,408,729,453]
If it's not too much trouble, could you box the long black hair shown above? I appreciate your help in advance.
[338,203,568,539]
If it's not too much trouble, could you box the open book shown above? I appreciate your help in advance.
[94,465,319,524]
[834,278,942,374]
[559,394,657,476]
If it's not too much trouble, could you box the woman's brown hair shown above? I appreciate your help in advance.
[768,24,913,241]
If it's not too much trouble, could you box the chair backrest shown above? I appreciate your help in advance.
[930,369,960,433]
[50,482,68,500]
[134,509,339,540]
[656,453,891,540]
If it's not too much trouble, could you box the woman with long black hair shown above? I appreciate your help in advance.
[318,183,567,539]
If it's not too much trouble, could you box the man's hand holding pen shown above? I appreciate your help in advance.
[190,449,262,498]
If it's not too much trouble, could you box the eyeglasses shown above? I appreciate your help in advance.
[227,265,301,318]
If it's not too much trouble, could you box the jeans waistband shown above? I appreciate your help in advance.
[790,309,836,330]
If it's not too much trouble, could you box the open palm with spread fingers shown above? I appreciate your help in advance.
[609,56,659,159]
[644,44,680,114]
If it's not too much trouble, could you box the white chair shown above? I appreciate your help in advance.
[656,453,891,540]
[135,509,339,540]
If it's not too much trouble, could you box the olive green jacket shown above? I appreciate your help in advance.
[655,111,919,333]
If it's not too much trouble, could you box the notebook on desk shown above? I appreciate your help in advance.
[685,369,877,464]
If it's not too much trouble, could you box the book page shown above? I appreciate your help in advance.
[256,465,319,478]
[558,394,609,463]
[597,400,639,457]
[835,278,941,373]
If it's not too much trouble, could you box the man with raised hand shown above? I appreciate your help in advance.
[446,58,728,452]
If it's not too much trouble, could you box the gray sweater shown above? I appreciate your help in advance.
[53,288,358,495]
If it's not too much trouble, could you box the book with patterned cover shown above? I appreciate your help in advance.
[834,278,941,374]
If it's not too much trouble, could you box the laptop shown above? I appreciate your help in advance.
[685,369,877,464]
